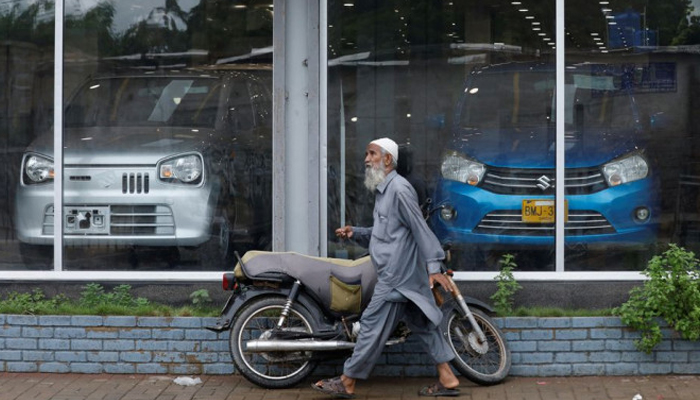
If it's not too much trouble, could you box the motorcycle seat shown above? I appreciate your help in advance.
[236,251,377,313]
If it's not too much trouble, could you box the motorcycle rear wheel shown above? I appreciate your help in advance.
[230,296,318,389]
[446,307,511,385]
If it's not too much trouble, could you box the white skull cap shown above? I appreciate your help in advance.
[370,137,399,162]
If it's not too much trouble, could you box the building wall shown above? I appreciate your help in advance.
[0,315,698,376]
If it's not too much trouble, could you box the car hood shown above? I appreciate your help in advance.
[25,127,219,164]
[450,127,645,168]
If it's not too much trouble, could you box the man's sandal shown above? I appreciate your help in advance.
[418,382,460,397]
[311,376,356,399]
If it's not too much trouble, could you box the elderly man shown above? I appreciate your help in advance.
[312,138,460,398]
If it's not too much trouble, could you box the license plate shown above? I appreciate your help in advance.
[64,206,109,234]
[522,200,568,223]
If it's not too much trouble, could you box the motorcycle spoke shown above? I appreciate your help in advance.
[450,313,508,376]
[238,304,313,379]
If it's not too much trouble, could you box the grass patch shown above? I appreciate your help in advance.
[0,286,220,317]
[509,306,615,317]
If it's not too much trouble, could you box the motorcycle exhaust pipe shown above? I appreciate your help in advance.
[245,340,356,352]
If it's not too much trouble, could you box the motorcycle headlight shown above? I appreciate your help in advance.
[23,154,54,184]
[602,153,648,187]
[159,154,204,184]
[441,151,486,186]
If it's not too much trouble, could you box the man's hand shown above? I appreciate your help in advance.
[429,272,455,293]
[335,225,354,239]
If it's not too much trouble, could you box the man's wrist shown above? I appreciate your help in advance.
[427,261,443,274]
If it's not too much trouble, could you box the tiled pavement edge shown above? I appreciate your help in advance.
[0,373,699,400]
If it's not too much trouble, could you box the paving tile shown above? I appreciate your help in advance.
[0,373,698,400]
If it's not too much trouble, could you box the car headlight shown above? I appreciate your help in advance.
[23,154,54,184]
[441,151,486,186]
[602,153,648,187]
[159,154,204,184]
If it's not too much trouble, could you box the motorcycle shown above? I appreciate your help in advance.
[206,250,511,389]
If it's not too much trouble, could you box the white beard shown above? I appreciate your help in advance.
[364,164,387,192]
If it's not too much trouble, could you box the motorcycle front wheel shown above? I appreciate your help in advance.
[446,307,511,385]
[230,296,318,389]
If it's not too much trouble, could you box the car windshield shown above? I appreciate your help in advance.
[65,76,221,128]
[459,66,635,131]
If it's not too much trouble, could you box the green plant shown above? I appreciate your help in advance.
[490,253,522,316]
[79,283,149,309]
[614,244,700,353]
[0,288,68,315]
[189,289,212,309]
[0,284,218,317]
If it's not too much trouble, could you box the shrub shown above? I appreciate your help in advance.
[614,244,700,353]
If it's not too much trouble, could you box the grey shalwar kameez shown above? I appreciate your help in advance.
[343,170,454,379]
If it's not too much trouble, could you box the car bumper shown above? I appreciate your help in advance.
[15,167,218,246]
[429,179,659,247]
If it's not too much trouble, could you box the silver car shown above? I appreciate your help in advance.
[15,68,272,268]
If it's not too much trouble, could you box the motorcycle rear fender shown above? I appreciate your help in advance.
[205,287,327,332]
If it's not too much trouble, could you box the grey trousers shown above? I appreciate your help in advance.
[343,295,454,380]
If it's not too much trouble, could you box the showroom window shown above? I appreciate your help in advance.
[3,0,273,274]
[326,0,700,275]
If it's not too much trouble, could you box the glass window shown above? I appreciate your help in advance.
[1,1,55,270]
[11,0,273,271]
[327,0,557,271]
[564,0,700,271]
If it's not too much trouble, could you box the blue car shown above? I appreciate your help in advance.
[429,62,659,264]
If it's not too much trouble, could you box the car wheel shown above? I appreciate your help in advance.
[199,214,233,268]
[18,243,53,270]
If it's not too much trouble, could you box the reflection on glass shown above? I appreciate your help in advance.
[327,0,556,271]
[564,0,700,271]
[0,1,55,270]
[9,0,273,271]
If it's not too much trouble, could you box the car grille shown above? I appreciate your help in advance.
[42,205,175,236]
[110,205,174,235]
[481,167,607,195]
[473,210,615,236]
[122,173,150,194]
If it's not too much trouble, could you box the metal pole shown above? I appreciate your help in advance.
[555,0,565,273]
[53,0,64,272]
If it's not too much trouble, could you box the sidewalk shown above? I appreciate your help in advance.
[0,373,698,400]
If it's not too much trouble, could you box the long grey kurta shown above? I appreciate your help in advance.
[343,170,453,379]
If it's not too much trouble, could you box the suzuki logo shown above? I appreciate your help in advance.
[536,175,552,191]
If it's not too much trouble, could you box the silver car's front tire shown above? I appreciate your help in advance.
[19,243,53,269]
